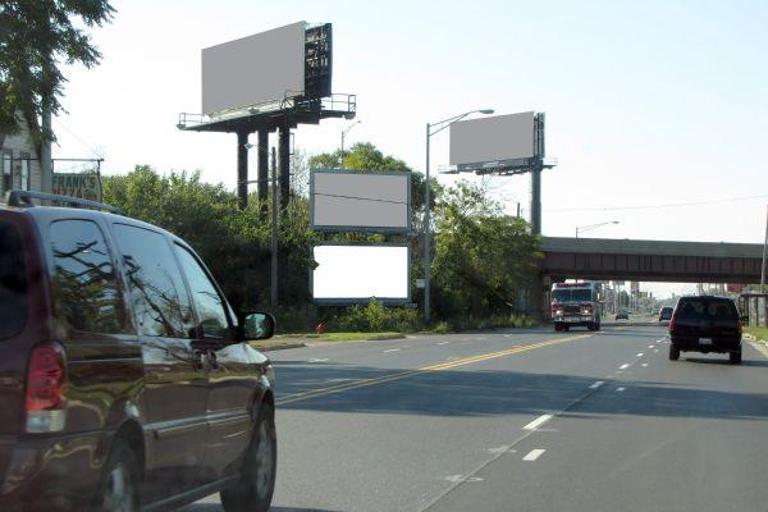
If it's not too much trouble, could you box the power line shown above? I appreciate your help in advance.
[55,120,104,159]
[314,192,408,205]
[546,194,768,213]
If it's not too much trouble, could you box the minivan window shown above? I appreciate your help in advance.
[49,220,127,335]
[0,221,27,339]
[113,224,194,338]
[174,244,230,338]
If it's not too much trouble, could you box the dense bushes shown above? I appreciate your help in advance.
[102,142,542,333]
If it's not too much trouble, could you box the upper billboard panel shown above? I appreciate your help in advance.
[312,244,410,303]
[202,22,306,115]
[449,112,535,169]
[310,170,411,232]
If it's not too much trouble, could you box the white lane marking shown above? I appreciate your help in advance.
[619,363,631,370]
[636,353,644,357]
[383,348,401,353]
[523,449,546,462]
[436,341,449,345]
[325,378,355,383]
[653,349,659,353]
[487,445,513,455]
[616,387,626,392]
[308,358,329,363]
[641,363,648,367]
[523,414,553,431]
[648,345,655,349]
[442,474,484,483]
[589,380,605,389]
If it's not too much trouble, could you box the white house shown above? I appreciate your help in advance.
[1,115,43,198]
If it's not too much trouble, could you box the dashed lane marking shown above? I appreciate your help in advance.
[616,387,626,392]
[589,380,605,389]
[523,414,553,431]
[523,449,546,462]
[383,348,401,353]
[619,363,631,370]
[308,358,329,363]
[276,333,594,406]
[636,353,644,357]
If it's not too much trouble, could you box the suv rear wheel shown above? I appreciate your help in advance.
[729,347,742,365]
[94,439,140,512]
[669,344,680,361]
[221,402,277,512]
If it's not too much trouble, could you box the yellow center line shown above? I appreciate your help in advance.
[275,333,594,406]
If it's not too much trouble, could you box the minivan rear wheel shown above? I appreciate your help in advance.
[94,439,140,512]
[669,344,680,361]
[730,347,742,365]
[221,402,277,512]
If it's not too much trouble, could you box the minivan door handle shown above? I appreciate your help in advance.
[192,350,206,371]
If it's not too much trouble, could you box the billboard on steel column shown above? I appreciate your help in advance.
[449,112,536,171]
[310,169,411,232]
[202,21,306,114]
[311,244,410,303]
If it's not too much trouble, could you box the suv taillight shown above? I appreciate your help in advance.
[668,315,677,333]
[25,342,67,433]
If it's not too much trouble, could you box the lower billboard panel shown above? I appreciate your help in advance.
[312,244,409,303]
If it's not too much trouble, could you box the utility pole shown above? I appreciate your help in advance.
[424,122,432,323]
[271,147,279,306]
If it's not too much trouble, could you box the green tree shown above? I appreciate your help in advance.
[432,181,541,320]
[0,0,115,150]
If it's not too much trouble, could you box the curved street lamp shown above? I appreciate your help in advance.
[575,220,620,238]
[424,109,495,322]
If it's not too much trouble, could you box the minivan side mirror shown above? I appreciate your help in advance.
[238,311,276,341]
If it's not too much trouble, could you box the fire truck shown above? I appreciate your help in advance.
[551,281,603,332]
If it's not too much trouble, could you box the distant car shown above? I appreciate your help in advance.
[668,296,743,364]
[615,310,629,320]
[658,306,673,322]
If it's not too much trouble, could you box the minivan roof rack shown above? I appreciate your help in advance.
[6,190,124,215]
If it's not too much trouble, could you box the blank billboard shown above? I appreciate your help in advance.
[312,245,409,302]
[202,22,306,114]
[311,170,410,232]
[449,112,535,168]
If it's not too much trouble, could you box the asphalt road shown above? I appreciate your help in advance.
[182,325,768,512]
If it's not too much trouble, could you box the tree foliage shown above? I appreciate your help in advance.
[0,0,115,147]
[432,181,541,320]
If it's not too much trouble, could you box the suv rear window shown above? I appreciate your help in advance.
[676,298,738,320]
[0,221,27,339]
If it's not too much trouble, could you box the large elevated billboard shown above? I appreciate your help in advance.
[449,112,536,171]
[311,244,410,303]
[202,21,306,114]
[310,169,411,232]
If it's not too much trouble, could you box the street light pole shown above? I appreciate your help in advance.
[424,122,431,322]
[340,120,361,169]
[761,204,768,292]
[423,109,494,323]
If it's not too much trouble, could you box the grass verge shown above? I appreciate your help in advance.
[744,326,768,343]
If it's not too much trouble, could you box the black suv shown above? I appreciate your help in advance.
[0,191,277,511]
[668,295,743,364]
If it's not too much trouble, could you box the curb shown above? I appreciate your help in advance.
[252,342,307,352]
[366,334,406,341]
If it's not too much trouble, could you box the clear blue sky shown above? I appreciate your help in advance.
[54,0,768,297]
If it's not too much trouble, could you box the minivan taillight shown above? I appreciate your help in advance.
[25,342,67,433]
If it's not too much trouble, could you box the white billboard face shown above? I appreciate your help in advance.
[312,245,409,302]
[311,170,410,232]
[202,22,306,114]
[449,112,535,167]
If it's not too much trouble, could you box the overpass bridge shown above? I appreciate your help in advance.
[540,236,764,284]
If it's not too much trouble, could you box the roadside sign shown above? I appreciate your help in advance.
[52,173,102,202]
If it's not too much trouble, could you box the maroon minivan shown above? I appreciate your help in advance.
[0,191,277,511]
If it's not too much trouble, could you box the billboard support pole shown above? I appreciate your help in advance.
[271,147,279,306]
[258,129,269,207]
[237,131,249,210]
[278,119,291,208]
[530,162,542,235]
